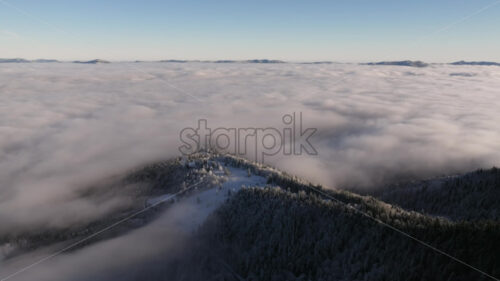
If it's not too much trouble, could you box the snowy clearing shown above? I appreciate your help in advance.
[154,164,268,234]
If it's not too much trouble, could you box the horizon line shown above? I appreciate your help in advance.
[1,58,499,65]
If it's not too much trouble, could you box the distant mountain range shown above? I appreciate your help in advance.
[450,60,500,66]
[0,58,108,64]
[0,58,31,63]
[159,59,286,64]
[300,61,334,64]
[33,59,59,63]
[0,58,285,64]
[1,58,500,66]
[363,60,429,67]
[245,59,285,63]
[73,59,110,64]
[159,59,189,63]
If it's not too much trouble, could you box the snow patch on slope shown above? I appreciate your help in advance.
[155,164,267,234]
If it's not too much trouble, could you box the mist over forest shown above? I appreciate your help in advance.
[1,62,500,280]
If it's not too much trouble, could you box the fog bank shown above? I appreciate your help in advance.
[1,62,499,234]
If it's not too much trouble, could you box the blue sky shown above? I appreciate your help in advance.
[0,0,499,61]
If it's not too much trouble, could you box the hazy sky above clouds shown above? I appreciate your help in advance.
[1,0,500,61]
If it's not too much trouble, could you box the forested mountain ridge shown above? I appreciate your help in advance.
[0,155,227,259]
[155,154,500,281]
[169,186,500,281]
[372,167,500,221]
[2,153,499,281]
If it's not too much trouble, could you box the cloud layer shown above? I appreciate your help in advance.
[1,62,500,235]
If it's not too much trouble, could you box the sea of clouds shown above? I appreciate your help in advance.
[1,62,500,235]
[1,62,500,279]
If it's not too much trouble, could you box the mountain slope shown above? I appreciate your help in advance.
[2,153,499,281]
[173,186,500,281]
[373,168,500,221]
[154,154,500,281]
